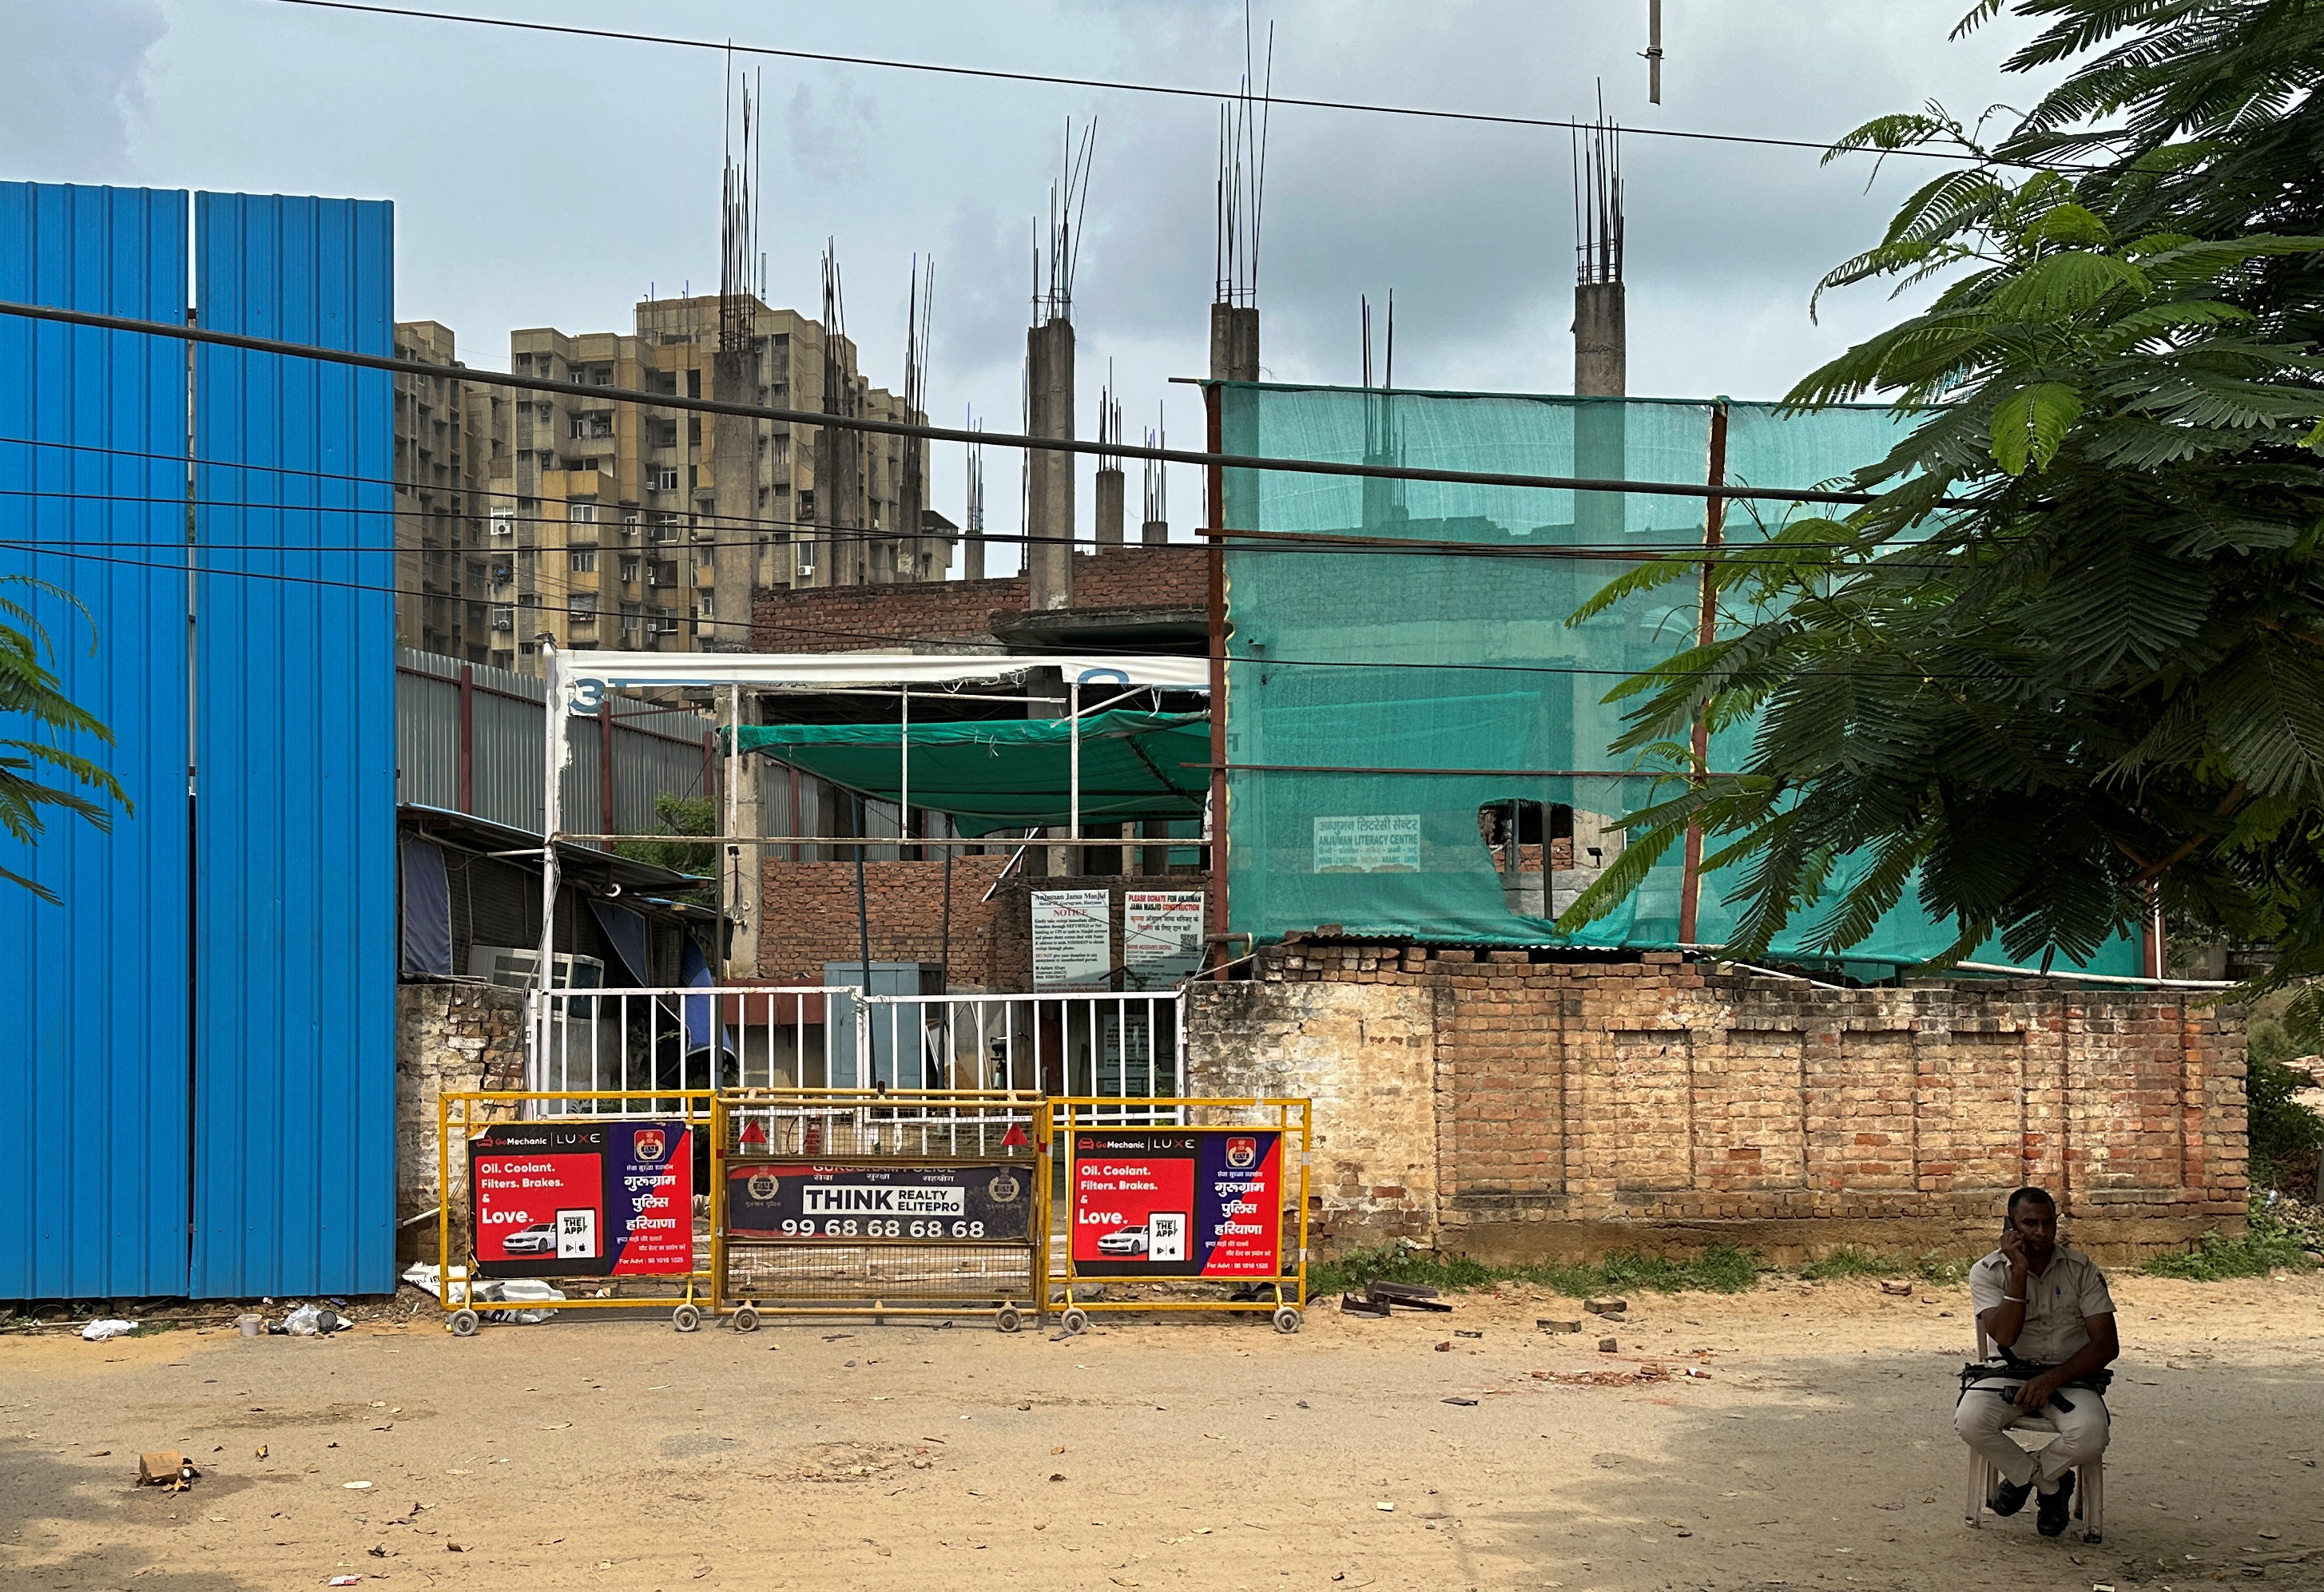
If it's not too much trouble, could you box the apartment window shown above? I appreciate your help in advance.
[621,601,642,634]
[622,512,642,539]
[570,594,596,615]
[518,592,539,608]
[569,503,598,526]
[688,418,702,446]
[697,593,716,621]
[650,467,679,492]
[491,604,514,631]
[621,557,641,584]
[569,548,598,573]
[685,370,701,398]
[648,420,677,449]
[489,507,514,538]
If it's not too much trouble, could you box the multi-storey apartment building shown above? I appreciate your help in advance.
[391,321,507,660]
[480,293,951,673]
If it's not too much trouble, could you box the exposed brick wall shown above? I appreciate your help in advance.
[753,546,1206,652]
[757,857,1210,991]
[395,981,528,1263]
[1187,942,2248,1265]
[757,855,1011,987]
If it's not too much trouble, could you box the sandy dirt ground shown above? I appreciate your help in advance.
[2,1270,2321,1592]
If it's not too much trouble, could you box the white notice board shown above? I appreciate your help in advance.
[1123,891,1205,989]
[1031,890,1112,990]
[1313,814,1422,872]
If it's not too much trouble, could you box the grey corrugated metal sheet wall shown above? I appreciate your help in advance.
[395,648,717,835]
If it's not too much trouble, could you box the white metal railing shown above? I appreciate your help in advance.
[524,986,1186,1121]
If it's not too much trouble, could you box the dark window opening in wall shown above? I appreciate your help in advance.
[1476,800,1574,873]
[686,370,701,398]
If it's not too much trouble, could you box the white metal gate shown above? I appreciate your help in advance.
[526,987,1186,1118]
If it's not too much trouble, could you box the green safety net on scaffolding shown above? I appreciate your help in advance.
[1216,384,2140,979]
[735,711,1210,836]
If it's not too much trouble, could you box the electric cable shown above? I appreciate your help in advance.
[264,0,2097,173]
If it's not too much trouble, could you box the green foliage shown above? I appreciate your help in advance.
[1559,2,2324,1000]
[0,578,128,903]
[2248,1054,2324,1176]
[1309,1242,1766,1300]
[2141,1199,2318,1280]
[611,793,717,881]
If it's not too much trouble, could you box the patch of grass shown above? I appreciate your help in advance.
[1531,1245,1766,1297]
[2142,1201,2319,1280]
[1798,1247,1908,1280]
[1796,1246,1972,1284]
[1310,1241,1765,1300]
[1308,1245,1496,1300]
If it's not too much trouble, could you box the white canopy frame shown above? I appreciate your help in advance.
[535,647,1213,987]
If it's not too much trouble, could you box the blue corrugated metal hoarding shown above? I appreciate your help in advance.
[192,193,398,1297]
[0,183,194,1299]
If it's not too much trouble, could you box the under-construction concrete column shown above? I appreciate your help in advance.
[1025,316,1075,610]
[1140,514,1167,545]
[1094,466,1124,545]
[709,347,758,649]
[1209,303,1259,383]
[719,685,761,979]
[1573,282,1626,399]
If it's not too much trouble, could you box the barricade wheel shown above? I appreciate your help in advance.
[732,1306,761,1333]
[1272,1305,1303,1335]
[1061,1307,1089,1336]
[673,1304,703,1333]
[995,1305,1023,1334]
[448,1309,479,1338]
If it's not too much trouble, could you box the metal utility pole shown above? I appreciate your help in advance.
[1643,0,1664,105]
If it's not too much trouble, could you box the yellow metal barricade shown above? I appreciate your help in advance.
[712,1088,1049,1330]
[434,1090,717,1336]
[1047,1097,1312,1333]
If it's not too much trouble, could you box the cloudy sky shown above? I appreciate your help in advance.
[6,0,2064,564]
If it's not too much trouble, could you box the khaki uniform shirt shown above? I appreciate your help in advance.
[1969,1242,2115,1364]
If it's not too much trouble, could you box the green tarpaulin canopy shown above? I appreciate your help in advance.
[735,711,1210,837]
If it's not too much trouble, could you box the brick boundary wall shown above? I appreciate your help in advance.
[1188,942,2247,1266]
[753,546,1206,651]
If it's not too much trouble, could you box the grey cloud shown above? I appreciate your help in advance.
[787,79,880,186]
[0,0,167,180]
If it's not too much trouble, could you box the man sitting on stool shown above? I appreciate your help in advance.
[1956,1186,2119,1537]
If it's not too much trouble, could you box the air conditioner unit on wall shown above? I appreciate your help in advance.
[468,946,607,991]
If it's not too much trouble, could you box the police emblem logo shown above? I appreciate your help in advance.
[987,1173,1022,1205]
[746,1173,779,1201]
[633,1128,667,1163]
[1226,1136,1257,1170]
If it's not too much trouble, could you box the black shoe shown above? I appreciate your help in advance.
[1988,1475,2033,1517]
[2036,1470,2076,1538]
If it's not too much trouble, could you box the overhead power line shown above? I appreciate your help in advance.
[0,301,1964,512]
[264,0,2084,171]
[2,538,2044,688]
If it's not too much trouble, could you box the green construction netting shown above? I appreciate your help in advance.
[737,711,1210,837]
[1218,383,2139,976]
